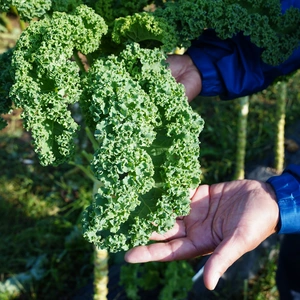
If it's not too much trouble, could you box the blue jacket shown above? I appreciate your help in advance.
[187,0,300,234]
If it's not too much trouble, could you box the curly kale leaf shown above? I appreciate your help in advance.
[51,0,83,13]
[90,0,153,24]
[112,12,179,52]
[155,0,300,65]
[82,43,204,252]
[0,0,52,20]
[113,0,300,66]
[0,48,14,130]
[10,5,108,166]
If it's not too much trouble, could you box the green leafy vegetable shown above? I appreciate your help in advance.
[51,0,83,13]
[0,0,52,20]
[93,0,150,24]
[112,12,179,52]
[82,43,204,252]
[10,5,108,165]
[120,261,194,300]
[113,0,300,65]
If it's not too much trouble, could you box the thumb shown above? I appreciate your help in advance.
[203,235,252,290]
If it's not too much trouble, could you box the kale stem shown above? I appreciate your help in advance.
[0,12,13,33]
[85,126,99,152]
[19,19,27,31]
[10,6,27,31]
[68,161,96,183]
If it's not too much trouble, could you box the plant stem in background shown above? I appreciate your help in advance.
[69,128,108,299]
[93,181,109,300]
[233,96,249,180]
[274,81,287,174]
[93,247,109,300]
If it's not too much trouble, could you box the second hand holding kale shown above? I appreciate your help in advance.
[167,54,202,101]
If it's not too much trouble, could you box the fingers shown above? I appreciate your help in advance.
[125,237,200,263]
[150,219,186,241]
[125,240,182,263]
[202,235,250,290]
[188,185,210,224]
[190,188,197,198]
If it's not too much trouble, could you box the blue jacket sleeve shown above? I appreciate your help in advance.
[187,30,300,100]
[187,0,300,100]
[267,165,300,234]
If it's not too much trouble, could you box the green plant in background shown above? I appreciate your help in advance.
[0,151,94,299]
[120,261,194,300]
[233,96,250,180]
[274,81,287,173]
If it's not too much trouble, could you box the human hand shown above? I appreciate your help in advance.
[125,180,279,290]
[167,54,202,101]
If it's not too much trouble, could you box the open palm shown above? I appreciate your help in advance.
[125,180,279,290]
